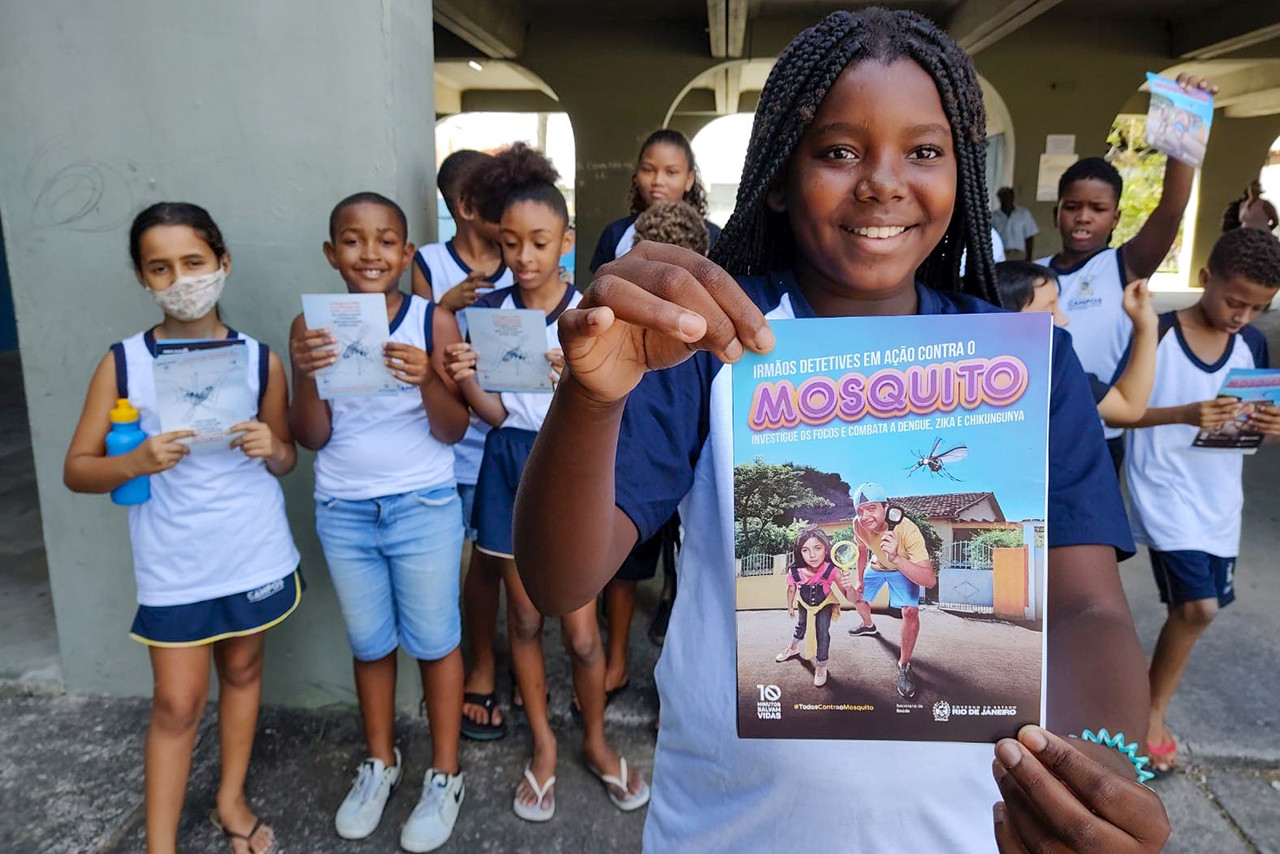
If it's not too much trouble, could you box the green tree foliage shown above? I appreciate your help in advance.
[733,457,832,557]
[1107,115,1182,273]
[970,527,1026,551]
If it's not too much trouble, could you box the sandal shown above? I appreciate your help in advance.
[1146,735,1178,778]
[587,755,651,813]
[512,762,556,822]
[461,691,507,741]
[208,810,277,854]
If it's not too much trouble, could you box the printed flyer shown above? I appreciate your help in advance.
[732,312,1052,743]
[301,293,399,399]
[465,307,553,393]
[153,339,254,454]
[1145,72,1213,169]
[1192,368,1280,453]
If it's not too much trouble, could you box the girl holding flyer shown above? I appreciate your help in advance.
[515,8,1170,853]
[64,202,300,854]
[443,143,650,822]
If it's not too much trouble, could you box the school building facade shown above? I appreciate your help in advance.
[0,0,1276,704]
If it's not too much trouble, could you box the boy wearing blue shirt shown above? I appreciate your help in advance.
[1125,227,1280,775]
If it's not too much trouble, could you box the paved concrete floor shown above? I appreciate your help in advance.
[2,297,1278,852]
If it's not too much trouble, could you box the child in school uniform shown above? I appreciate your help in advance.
[516,9,1172,853]
[413,149,516,741]
[589,129,721,270]
[65,202,300,854]
[289,192,470,852]
[1035,102,1214,468]
[1124,227,1280,776]
[996,260,1159,427]
[443,143,650,822]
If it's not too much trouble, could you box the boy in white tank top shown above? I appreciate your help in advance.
[290,192,471,852]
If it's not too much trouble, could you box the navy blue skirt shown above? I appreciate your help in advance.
[130,570,303,647]
[473,427,538,558]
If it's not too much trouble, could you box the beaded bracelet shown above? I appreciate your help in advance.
[1069,728,1155,785]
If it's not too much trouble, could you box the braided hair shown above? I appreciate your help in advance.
[710,7,998,304]
[626,129,709,218]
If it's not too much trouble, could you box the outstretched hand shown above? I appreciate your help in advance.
[558,241,775,405]
[993,726,1169,854]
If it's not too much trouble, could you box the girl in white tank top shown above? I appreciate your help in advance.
[64,203,299,854]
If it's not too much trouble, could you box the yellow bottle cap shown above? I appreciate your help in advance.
[109,398,140,424]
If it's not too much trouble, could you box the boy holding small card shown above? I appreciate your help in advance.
[1125,227,1280,776]
[289,192,471,852]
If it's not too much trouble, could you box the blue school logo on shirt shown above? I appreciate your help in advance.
[1067,275,1103,311]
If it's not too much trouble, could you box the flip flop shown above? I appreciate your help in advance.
[460,691,507,741]
[209,810,278,854]
[512,762,556,822]
[1146,735,1178,778]
[587,755,651,812]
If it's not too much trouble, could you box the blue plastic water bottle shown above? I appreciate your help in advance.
[106,398,150,505]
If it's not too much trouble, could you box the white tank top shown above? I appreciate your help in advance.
[414,241,513,484]
[314,294,456,500]
[113,328,299,607]
[1038,247,1131,439]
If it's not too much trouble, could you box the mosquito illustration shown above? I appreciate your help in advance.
[498,346,532,365]
[906,437,968,481]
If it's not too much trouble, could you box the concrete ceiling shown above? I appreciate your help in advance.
[433,0,1280,118]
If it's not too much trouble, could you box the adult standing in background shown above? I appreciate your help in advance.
[992,186,1039,259]
[1222,179,1279,233]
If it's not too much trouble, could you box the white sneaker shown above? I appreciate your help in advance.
[400,768,465,853]
[335,748,402,840]
[814,664,828,687]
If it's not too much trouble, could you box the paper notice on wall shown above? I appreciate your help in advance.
[1036,153,1077,201]
[1045,135,1076,155]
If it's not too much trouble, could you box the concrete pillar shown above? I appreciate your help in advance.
[975,18,1168,258]
[1188,116,1280,277]
[0,1,436,704]
[520,23,717,283]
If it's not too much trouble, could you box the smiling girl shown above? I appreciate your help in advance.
[516,9,1170,854]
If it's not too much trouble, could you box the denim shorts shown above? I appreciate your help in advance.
[863,568,922,609]
[458,482,478,543]
[315,485,464,662]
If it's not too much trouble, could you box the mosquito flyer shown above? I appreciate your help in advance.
[301,293,399,399]
[731,312,1052,743]
[464,307,554,393]
[153,339,255,454]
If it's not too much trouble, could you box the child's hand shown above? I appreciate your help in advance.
[440,271,487,313]
[1183,397,1239,429]
[993,726,1169,854]
[229,420,278,459]
[444,342,478,383]
[1175,73,1218,98]
[788,602,797,620]
[546,348,565,386]
[291,327,337,378]
[557,242,774,405]
[1121,279,1156,333]
[385,342,431,386]
[132,431,194,474]
[1247,403,1280,436]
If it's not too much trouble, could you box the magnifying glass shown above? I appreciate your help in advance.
[886,506,904,531]
[831,540,860,570]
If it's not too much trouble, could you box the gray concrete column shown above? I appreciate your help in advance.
[0,0,436,704]
[1188,116,1280,276]
[520,23,717,283]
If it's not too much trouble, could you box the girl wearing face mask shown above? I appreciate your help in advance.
[64,202,299,854]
